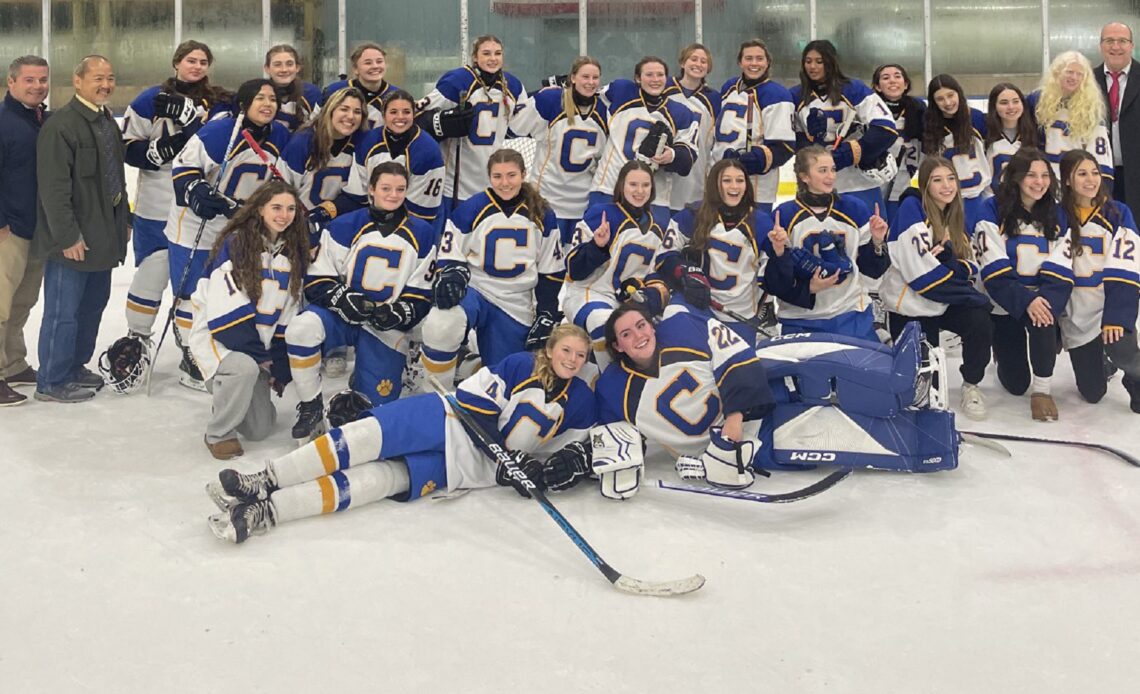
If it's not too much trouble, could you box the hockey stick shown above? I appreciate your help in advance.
[959,432,1011,458]
[147,114,245,395]
[427,375,706,597]
[709,298,777,339]
[958,430,1139,468]
[239,130,308,214]
[655,467,852,504]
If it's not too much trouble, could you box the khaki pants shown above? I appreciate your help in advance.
[0,233,44,379]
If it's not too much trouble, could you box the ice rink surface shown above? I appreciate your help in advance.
[3,266,1139,694]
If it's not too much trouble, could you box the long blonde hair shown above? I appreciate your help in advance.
[562,56,602,122]
[1035,51,1106,142]
[532,324,590,391]
[303,87,367,171]
[918,157,972,261]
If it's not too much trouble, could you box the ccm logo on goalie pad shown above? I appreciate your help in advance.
[789,451,837,462]
[591,422,644,500]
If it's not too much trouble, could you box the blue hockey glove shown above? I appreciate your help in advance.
[676,265,712,310]
[831,141,856,169]
[185,179,232,220]
[805,108,829,143]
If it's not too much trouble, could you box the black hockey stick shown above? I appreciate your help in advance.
[959,430,1140,468]
[655,467,852,504]
[709,298,777,339]
[427,375,705,597]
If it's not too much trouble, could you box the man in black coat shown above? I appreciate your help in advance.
[1095,22,1140,211]
[33,55,129,403]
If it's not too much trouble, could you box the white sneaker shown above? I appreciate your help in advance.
[959,383,986,421]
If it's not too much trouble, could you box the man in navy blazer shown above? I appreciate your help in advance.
[1095,22,1140,212]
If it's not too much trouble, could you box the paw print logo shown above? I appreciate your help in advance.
[377,379,394,397]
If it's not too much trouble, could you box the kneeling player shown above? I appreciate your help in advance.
[205,325,597,543]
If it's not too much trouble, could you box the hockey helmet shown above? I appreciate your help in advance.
[326,389,372,428]
[97,334,153,395]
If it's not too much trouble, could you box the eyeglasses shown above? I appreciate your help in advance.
[1101,37,1133,46]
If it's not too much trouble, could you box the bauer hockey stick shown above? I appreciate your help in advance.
[147,113,245,395]
[427,375,706,597]
[958,431,1139,468]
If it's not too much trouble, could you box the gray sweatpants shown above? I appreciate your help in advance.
[205,352,277,444]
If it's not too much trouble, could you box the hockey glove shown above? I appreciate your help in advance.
[831,141,856,170]
[145,131,190,167]
[541,73,570,89]
[427,103,477,139]
[542,440,592,492]
[153,91,199,128]
[675,426,758,490]
[524,311,559,351]
[185,179,233,220]
[496,450,546,498]
[307,204,334,229]
[676,265,712,310]
[321,284,374,325]
[636,121,672,166]
[805,107,829,143]
[368,300,417,332]
[618,277,667,316]
[432,264,471,310]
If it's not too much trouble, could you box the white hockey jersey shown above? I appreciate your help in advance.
[713,77,797,205]
[342,125,446,225]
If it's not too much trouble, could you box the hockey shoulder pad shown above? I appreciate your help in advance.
[590,422,645,500]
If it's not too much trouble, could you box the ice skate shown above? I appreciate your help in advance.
[206,466,278,511]
[291,394,326,443]
[208,498,277,544]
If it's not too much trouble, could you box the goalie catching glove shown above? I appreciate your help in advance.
[675,425,760,490]
[496,450,546,498]
[590,422,645,500]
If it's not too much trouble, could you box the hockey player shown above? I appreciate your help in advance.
[588,56,698,220]
[284,162,435,440]
[877,157,994,421]
[1028,51,1114,185]
[562,161,678,368]
[264,44,323,132]
[1101,169,1140,414]
[279,86,367,235]
[322,43,401,129]
[417,35,526,216]
[418,148,564,388]
[872,63,925,224]
[187,181,310,460]
[166,78,292,390]
[790,40,898,210]
[1056,149,1140,408]
[509,56,609,247]
[713,39,796,214]
[107,40,231,393]
[667,158,774,345]
[921,74,991,220]
[763,145,891,341]
[205,325,597,543]
[973,148,1074,421]
[984,83,1037,194]
[668,44,721,212]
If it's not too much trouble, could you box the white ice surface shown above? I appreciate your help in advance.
[3,262,1140,694]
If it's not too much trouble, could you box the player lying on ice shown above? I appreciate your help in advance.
[543,300,960,500]
[205,324,597,543]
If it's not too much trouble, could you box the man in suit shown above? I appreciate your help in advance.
[33,55,130,403]
[1096,22,1139,210]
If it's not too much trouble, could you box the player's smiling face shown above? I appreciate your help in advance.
[490,161,524,199]
[571,63,601,98]
[474,41,503,73]
[245,85,278,126]
[926,166,959,209]
[875,67,907,101]
[1068,158,1102,204]
[356,49,386,86]
[175,50,210,84]
[265,51,299,86]
[718,166,747,207]
[332,97,364,136]
[739,47,768,80]
[682,49,710,82]
[547,335,589,380]
[260,192,297,237]
[803,51,826,83]
[933,87,959,117]
[384,98,414,134]
[636,62,668,96]
[1019,160,1053,206]
[800,153,836,194]
[612,311,657,368]
[622,169,653,208]
[1059,62,1084,96]
[371,173,408,211]
[995,88,1024,127]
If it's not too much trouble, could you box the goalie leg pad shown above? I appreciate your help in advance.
[590,422,645,500]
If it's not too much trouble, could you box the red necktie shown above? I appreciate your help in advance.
[34,106,43,124]
[1109,71,1122,122]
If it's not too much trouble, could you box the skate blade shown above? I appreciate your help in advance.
[205,481,239,512]
[179,373,209,392]
[207,512,238,543]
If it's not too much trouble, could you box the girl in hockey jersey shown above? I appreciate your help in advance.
[668,158,774,344]
[418,35,526,215]
[1056,149,1140,409]
[205,325,597,543]
[562,161,675,367]
[668,44,721,212]
[1030,51,1113,184]
[790,40,898,210]
[284,161,436,440]
[166,78,292,390]
[877,157,994,420]
[588,56,698,220]
[510,56,609,247]
[713,39,796,214]
[984,83,1037,194]
[1101,175,1140,414]
[763,145,891,341]
[921,74,991,220]
[111,40,231,390]
[872,63,925,224]
[188,180,310,461]
[322,43,401,129]
[418,148,564,388]
[264,44,323,132]
[340,90,446,228]
[973,148,1074,421]
[279,87,367,233]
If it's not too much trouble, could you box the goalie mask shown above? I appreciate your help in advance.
[326,389,372,428]
[97,335,153,395]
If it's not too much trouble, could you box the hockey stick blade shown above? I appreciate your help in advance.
[655,467,852,504]
[613,573,706,597]
[959,430,1140,468]
[959,432,1011,458]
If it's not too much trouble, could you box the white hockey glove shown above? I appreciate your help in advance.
[675,426,758,490]
[590,422,644,500]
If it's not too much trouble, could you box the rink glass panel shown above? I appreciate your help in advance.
[270,1,334,88]
[700,0,809,88]
[1,2,42,66]
[345,0,462,98]
[1047,3,1140,70]
[469,2,579,92]
[182,1,265,92]
[584,3,687,87]
[815,0,922,91]
[931,0,1042,95]
[49,0,175,112]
